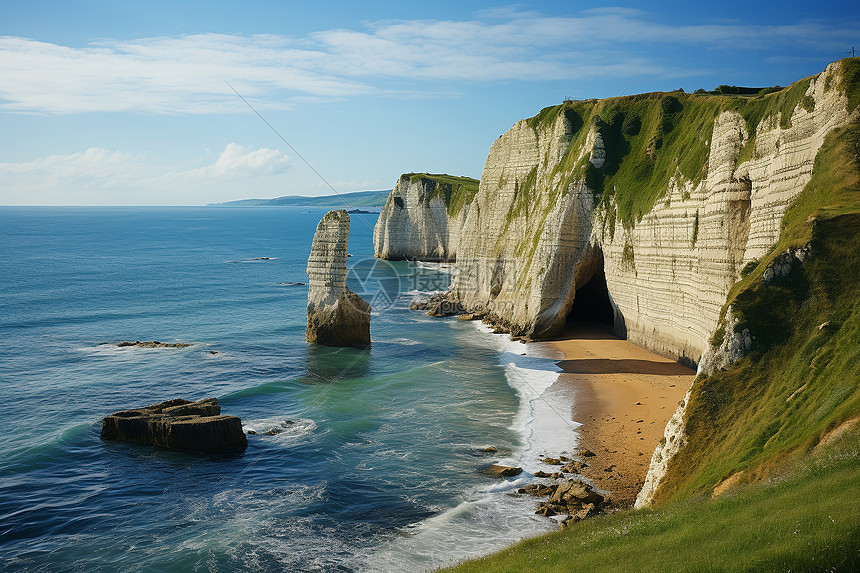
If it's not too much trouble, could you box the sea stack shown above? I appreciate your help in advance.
[306,210,371,347]
[101,398,247,453]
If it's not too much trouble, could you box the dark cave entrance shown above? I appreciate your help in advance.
[566,265,615,326]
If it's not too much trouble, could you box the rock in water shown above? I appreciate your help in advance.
[101,398,247,453]
[484,464,524,477]
[306,210,371,347]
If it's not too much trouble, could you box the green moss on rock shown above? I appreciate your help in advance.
[514,60,855,229]
[404,173,480,217]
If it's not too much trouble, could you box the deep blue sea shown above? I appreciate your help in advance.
[0,207,575,572]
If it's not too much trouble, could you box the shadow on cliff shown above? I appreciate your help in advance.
[552,321,619,341]
[556,358,694,376]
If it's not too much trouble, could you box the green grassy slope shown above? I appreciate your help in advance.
[443,424,859,572]
[404,173,480,217]
[519,59,858,229]
[651,122,860,504]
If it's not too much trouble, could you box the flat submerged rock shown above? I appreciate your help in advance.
[116,340,191,348]
[101,398,247,454]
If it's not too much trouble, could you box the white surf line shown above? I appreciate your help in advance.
[471,322,581,468]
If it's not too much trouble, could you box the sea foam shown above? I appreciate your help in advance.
[359,321,577,571]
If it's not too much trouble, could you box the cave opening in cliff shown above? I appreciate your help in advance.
[566,266,614,326]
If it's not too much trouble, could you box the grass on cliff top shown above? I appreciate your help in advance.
[442,423,860,573]
[650,121,860,505]
[405,173,480,217]
[525,92,719,226]
[519,59,856,228]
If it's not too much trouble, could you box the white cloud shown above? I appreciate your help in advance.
[0,143,291,205]
[0,9,856,115]
[180,143,290,179]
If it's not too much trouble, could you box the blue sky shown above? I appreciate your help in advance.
[1,1,857,205]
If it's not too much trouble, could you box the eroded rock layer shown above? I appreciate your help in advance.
[101,398,247,453]
[373,173,478,261]
[307,210,371,347]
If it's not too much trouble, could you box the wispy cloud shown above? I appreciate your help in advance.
[177,143,290,179]
[0,144,291,204]
[0,8,856,114]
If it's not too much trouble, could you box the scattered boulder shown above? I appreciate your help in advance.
[560,503,600,528]
[541,457,562,465]
[549,480,605,506]
[561,461,587,473]
[520,473,607,527]
[306,210,371,348]
[517,483,557,496]
[101,398,247,454]
[535,504,559,517]
[484,464,523,477]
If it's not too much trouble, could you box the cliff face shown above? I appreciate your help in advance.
[440,60,852,363]
[307,210,371,347]
[371,59,860,515]
[373,173,479,261]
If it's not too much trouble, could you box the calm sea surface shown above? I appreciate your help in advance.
[0,207,570,572]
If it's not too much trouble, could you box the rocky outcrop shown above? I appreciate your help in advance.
[483,464,523,477]
[306,210,371,347]
[373,173,478,261]
[101,398,247,453]
[534,479,605,526]
[116,340,191,348]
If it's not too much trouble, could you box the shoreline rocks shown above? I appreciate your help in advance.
[101,398,247,454]
[484,464,523,478]
[514,452,608,528]
[306,210,371,348]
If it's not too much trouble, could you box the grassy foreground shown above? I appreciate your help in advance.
[442,424,860,572]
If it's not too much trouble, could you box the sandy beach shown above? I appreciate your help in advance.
[547,322,695,507]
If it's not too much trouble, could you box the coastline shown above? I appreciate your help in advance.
[545,322,695,507]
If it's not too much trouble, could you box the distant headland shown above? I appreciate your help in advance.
[208,188,390,208]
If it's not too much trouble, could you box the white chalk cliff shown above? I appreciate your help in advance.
[373,173,478,261]
[373,60,859,505]
[307,210,371,348]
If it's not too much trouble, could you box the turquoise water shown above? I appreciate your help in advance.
[0,207,566,572]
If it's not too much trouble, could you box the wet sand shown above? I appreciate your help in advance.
[547,323,695,507]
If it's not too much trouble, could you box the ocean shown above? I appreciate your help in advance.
[0,207,577,572]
